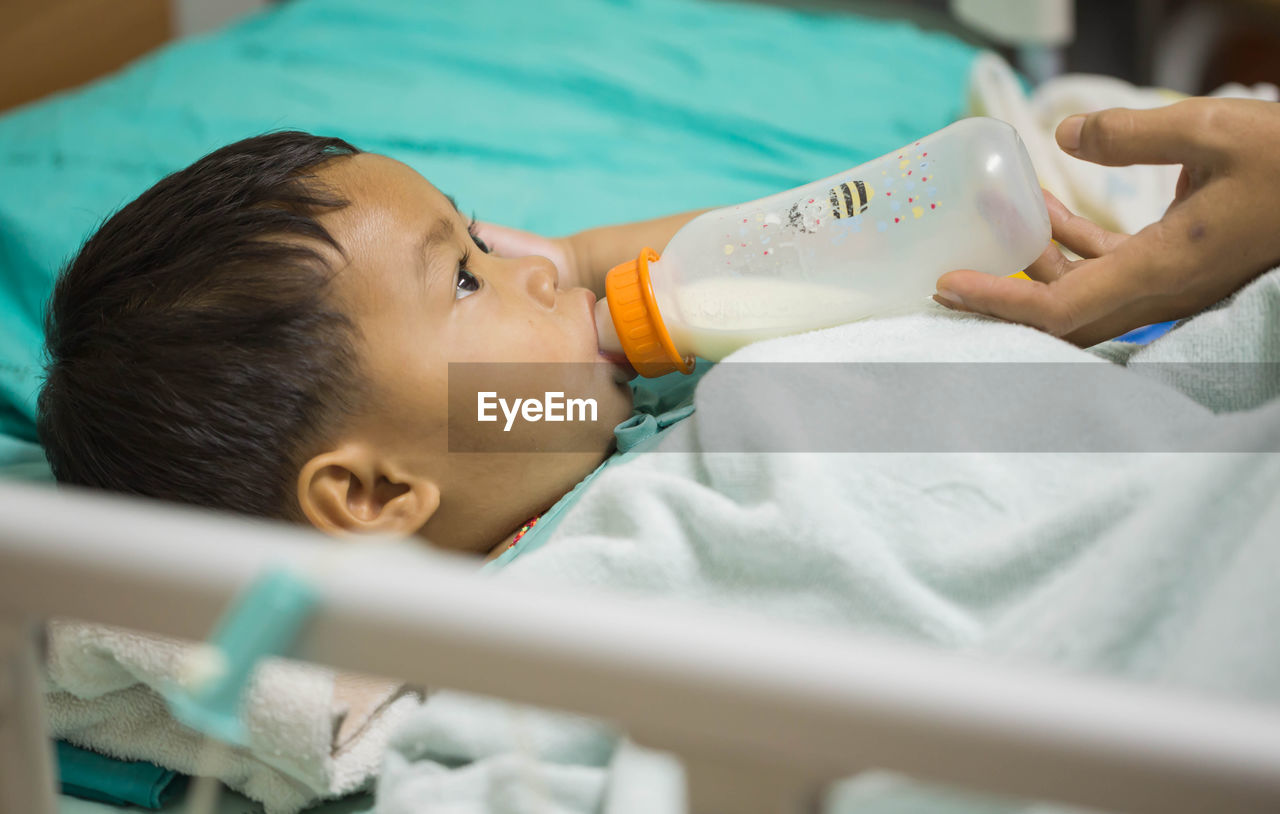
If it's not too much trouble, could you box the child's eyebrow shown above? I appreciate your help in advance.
[417,219,455,259]
[415,193,467,289]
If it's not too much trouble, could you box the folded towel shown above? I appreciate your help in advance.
[44,618,422,814]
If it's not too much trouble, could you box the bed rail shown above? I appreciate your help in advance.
[3,480,1280,814]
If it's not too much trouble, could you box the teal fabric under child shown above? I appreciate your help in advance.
[0,0,977,462]
[0,432,50,481]
[484,360,712,571]
[56,741,186,809]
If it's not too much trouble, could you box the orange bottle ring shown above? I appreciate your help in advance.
[604,248,695,377]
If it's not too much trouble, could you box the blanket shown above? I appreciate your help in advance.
[46,618,421,814]
[377,263,1280,814]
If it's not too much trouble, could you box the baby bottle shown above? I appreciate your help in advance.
[595,117,1050,377]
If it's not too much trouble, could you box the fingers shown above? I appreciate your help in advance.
[936,250,1145,339]
[935,271,1080,335]
[1173,166,1191,204]
[1015,191,1128,285]
[470,221,500,252]
[1043,189,1128,259]
[936,99,1258,344]
[1057,98,1226,168]
[470,221,522,256]
[935,266,1182,347]
[933,189,1143,338]
[1022,241,1070,283]
[1060,301,1172,349]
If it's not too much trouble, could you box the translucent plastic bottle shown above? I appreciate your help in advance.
[596,117,1050,377]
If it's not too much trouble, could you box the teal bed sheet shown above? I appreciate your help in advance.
[0,0,977,473]
[58,790,374,814]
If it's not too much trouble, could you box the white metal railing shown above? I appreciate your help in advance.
[3,479,1280,814]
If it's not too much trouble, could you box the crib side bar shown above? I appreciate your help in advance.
[0,616,57,814]
[3,481,1280,814]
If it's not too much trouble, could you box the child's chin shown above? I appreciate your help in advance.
[601,352,637,383]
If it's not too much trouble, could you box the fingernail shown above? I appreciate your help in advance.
[933,290,964,309]
[1058,115,1085,152]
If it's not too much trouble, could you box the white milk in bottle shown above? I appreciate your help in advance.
[596,117,1050,377]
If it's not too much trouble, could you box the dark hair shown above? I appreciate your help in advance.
[38,131,364,521]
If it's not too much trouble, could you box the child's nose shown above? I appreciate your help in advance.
[516,255,558,309]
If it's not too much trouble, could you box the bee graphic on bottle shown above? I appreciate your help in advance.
[786,180,874,234]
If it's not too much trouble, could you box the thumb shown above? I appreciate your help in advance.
[1057,99,1222,168]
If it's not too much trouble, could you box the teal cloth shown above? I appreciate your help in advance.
[57,741,185,809]
[484,359,711,571]
[0,431,51,481]
[0,0,976,469]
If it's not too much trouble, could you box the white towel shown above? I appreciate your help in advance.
[45,618,422,814]
[968,51,1279,235]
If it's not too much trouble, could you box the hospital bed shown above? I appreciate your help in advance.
[2,0,1278,813]
[5,480,1280,814]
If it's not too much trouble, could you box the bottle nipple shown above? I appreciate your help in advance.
[595,298,624,356]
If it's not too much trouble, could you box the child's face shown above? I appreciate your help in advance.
[301,153,633,553]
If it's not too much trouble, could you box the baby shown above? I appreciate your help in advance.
[37,132,702,560]
[38,98,1280,561]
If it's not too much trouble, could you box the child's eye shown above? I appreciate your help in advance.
[455,267,480,300]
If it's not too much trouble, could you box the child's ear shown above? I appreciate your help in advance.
[297,446,440,537]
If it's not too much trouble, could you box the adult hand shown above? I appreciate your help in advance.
[470,221,591,292]
[934,98,1280,346]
